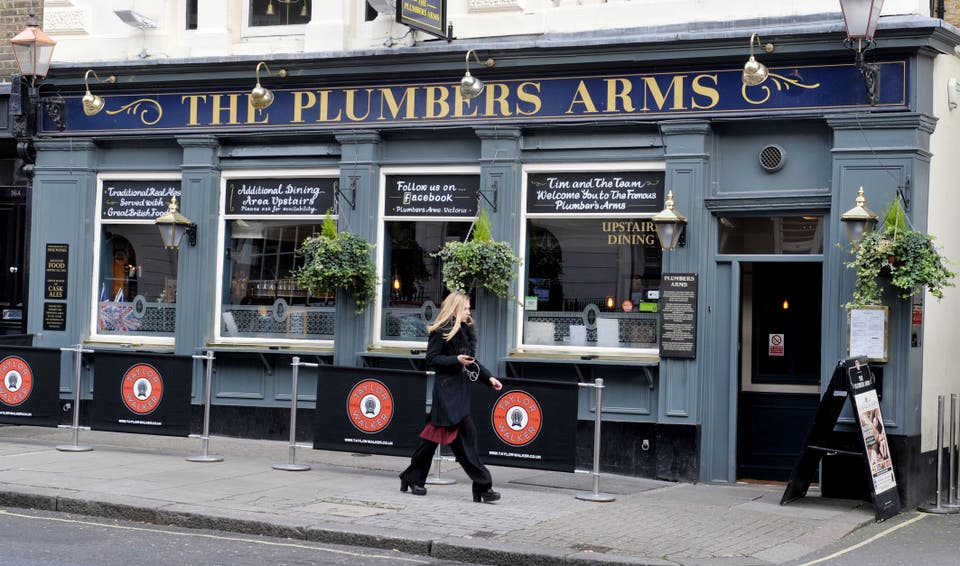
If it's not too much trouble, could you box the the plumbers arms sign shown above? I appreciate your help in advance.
[44,61,908,135]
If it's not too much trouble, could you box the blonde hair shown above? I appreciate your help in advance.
[428,291,471,341]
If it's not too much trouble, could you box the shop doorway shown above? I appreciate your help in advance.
[736,262,822,481]
[0,187,27,334]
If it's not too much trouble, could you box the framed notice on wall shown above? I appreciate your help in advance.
[847,306,888,363]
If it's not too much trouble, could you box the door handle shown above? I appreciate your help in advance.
[8,266,17,273]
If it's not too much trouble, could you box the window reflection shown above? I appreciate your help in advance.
[718,216,823,254]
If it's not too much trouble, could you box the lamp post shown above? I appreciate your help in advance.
[839,0,884,105]
[8,11,58,334]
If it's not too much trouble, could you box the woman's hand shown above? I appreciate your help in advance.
[489,377,503,391]
[457,354,475,366]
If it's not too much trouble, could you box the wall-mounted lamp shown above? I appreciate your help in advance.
[742,33,774,86]
[10,12,56,85]
[250,62,287,111]
[652,190,688,251]
[82,70,117,116]
[839,0,883,105]
[840,186,879,246]
[155,196,196,249]
[460,49,495,101]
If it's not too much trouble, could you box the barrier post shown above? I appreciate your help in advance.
[576,378,615,502]
[56,344,94,452]
[187,351,222,462]
[919,395,959,514]
[946,393,959,508]
[422,371,456,485]
[273,356,317,471]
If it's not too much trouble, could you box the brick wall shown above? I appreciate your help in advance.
[947,0,960,29]
[0,2,43,76]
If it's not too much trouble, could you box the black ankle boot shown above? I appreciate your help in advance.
[400,478,427,496]
[472,488,500,503]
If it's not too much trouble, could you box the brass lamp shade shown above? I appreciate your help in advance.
[840,186,879,246]
[652,190,688,251]
[460,49,494,101]
[742,55,769,86]
[250,62,286,111]
[81,70,116,116]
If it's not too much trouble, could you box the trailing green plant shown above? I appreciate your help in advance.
[846,197,956,307]
[435,209,520,299]
[294,213,378,312]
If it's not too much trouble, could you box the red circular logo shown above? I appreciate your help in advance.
[347,379,394,433]
[491,390,543,447]
[0,356,34,407]
[121,363,164,415]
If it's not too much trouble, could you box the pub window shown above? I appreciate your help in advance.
[93,176,182,342]
[247,0,312,27]
[218,173,338,343]
[186,0,198,30]
[521,167,665,351]
[378,171,479,343]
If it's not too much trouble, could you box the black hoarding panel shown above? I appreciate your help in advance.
[471,378,578,473]
[0,347,62,427]
[313,365,428,457]
[91,352,192,437]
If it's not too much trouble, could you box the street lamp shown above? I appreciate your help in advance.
[652,190,688,251]
[841,186,879,246]
[154,197,197,249]
[839,0,884,105]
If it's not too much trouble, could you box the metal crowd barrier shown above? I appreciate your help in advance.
[273,356,317,471]
[56,344,94,452]
[576,377,615,502]
[919,393,959,514]
[187,350,222,462]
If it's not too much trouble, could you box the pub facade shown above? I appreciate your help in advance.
[5,1,960,508]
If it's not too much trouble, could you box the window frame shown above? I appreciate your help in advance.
[241,0,310,38]
[214,168,339,347]
[516,161,667,356]
[373,165,482,350]
[90,172,183,347]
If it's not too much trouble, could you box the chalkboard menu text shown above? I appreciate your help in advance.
[384,174,479,217]
[658,273,698,358]
[527,171,664,214]
[225,178,337,216]
[44,243,68,300]
[101,180,182,220]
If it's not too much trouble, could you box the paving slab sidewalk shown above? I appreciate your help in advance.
[0,425,873,565]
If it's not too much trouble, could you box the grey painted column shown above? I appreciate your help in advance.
[657,120,712,428]
[176,136,221,356]
[827,112,936,439]
[474,127,522,376]
[333,131,381,366]
[31,139,99,348]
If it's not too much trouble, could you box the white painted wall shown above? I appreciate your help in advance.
[43,0,929,63]
[921,51,960,452]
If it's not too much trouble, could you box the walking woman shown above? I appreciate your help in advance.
[399,291,503,503]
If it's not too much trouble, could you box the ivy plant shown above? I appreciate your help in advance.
[294,213,378,313]
[846,197,955,307]
[435,209,520,299]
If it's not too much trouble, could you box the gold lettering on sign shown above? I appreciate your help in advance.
[602,220,658,246]
[380,87,419,120]
[691,74,720,109]
[566,81,599,114]
[641,75,686,111]
[516,82,542,116]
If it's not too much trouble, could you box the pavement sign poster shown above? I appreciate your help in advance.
[313,365,428,457]
[0,347,61,427]
[471,378,578,472]
[90,352,192,437]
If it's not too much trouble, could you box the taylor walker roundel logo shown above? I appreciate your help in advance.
[121,363,164,415]
[0,356,34,407]
[347,379,395,433]
[492,390,543,447]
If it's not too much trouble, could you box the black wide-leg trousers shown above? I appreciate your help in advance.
[400,415,492,492]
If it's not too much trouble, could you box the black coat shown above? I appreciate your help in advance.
[425,322,492,427]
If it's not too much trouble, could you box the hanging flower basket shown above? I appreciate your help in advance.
[294,213,378,313]
[435,209,520,299]
[846,197,956,307]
